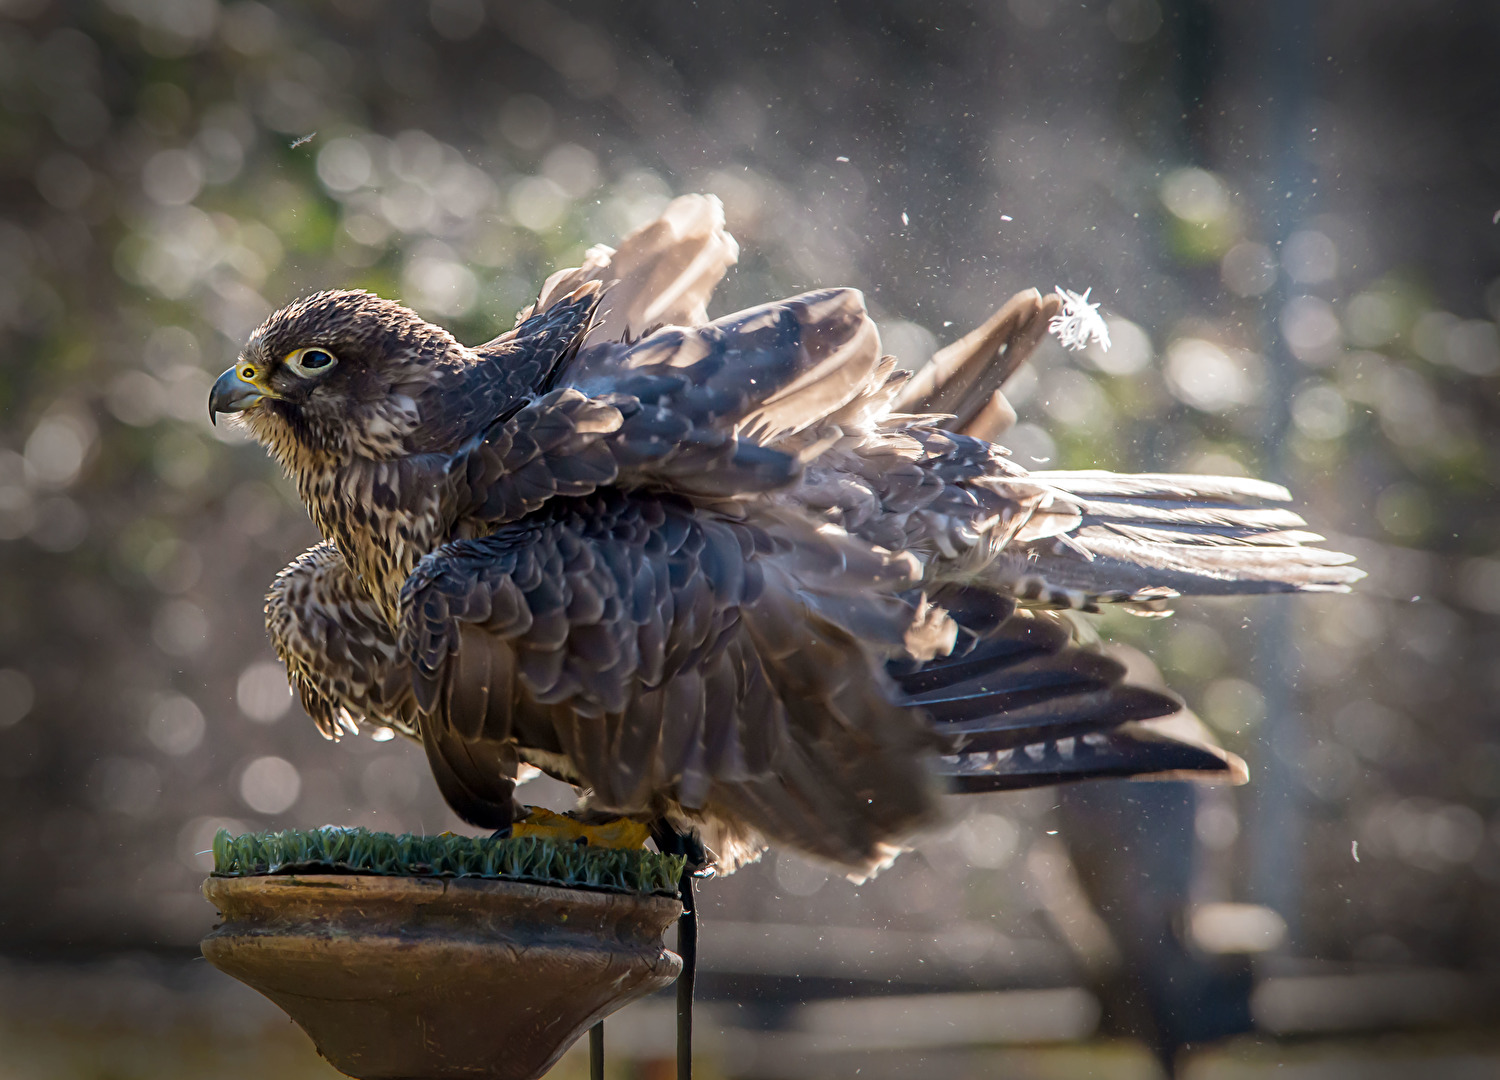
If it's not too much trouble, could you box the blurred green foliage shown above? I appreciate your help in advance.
[0,0,1495,991]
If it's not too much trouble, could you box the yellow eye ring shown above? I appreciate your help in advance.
[240,365,257,380]
[285,347,338,377]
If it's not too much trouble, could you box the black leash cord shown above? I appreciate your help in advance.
[677,869,697,1080]
[589,1020,604,1080]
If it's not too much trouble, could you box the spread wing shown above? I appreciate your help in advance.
[523,192,884,440]
[439,287,884,530]
[441,195,1361,611]
[265,543,419,740]
[397,491,943,874]
[562,286,885,444]
[403,193,739,460]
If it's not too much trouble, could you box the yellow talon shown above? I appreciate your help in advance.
[510,807,651,850]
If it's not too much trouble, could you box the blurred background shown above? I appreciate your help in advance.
[1,0,1498,1077]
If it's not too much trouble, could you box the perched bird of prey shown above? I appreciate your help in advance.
[211,195,1360,876]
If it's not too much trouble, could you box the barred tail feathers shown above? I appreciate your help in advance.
[987,470,1364,606]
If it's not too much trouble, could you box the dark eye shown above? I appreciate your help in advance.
[286,347,338,376]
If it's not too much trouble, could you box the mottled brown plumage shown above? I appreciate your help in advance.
[214,195,1360,875]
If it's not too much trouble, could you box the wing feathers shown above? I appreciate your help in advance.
[739,289,884,441]
[399,490,941,874]
[1028,470,1295,504]
[532,193,739,343]
[940,724,1245,793]
[893,288,1061,427]
[893,609,1180,758]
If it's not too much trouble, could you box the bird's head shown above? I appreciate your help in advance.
[209,289,463,469]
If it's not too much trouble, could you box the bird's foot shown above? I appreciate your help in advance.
[507,807,652,850]
[649,820,716,878]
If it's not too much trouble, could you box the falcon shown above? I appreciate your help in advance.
[210,195,1361,876]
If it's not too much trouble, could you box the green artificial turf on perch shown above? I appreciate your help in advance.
[211,826,686,897]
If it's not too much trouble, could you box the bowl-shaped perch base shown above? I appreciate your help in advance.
[202,874,683,1080]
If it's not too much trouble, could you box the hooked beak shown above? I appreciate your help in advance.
[209,367,266,424]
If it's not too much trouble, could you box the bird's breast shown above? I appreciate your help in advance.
[298,459,453,626]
